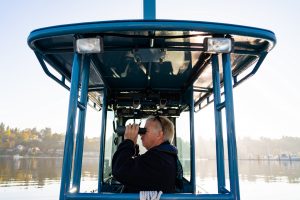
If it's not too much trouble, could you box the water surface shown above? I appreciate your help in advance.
[0,157,299,200]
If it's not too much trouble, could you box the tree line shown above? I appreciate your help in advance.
[194,136,300,159]
[0,122,99,156]
[1,122,300,158]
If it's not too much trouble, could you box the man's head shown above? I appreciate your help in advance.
[141,116,174,150]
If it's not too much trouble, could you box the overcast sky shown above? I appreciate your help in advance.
[0,0,299,139]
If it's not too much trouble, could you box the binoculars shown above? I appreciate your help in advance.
[115,126,147,136]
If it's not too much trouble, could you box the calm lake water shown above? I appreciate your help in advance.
[0,157,299,200]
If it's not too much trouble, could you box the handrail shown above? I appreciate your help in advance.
[194,51,269,111]
[34,51,70,91]
[233,52,268,86]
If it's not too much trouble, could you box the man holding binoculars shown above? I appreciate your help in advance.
[112,116,182,193]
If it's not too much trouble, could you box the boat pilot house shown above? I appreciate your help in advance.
[28,1,276,200]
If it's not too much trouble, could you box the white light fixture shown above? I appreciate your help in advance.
[204,38,233,53]
[76,37,102,54]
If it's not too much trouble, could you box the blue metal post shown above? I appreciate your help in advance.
[72,55,90,192]
[212,54,226,193]
[222,53,240,200]
[66,192,235,200]
[98,88,108,193]
[189,87,196,193]
[143,0,156,20]
[59,53,81,200]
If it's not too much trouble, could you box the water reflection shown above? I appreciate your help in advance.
[0,157,299,188]
[238,160,300,183]
[0,157,61,187]
[196,159,300,184]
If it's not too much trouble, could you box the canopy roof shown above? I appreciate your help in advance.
[28,20,276,116]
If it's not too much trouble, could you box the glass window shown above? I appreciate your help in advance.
[103,111,115,180]
[176,111,191,181]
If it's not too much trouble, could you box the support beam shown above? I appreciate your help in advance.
[98,88,108,192]
[72,55,91,192]
[65,193,234,200]
[211,54,226,193]
[59,53,81,200]
[222,53,240,200]
[189,87,196,193]
[143,0,156,20]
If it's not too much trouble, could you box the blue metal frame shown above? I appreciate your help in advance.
[56,52,243,200]
[144,0,156,20]
[65,192,234,200]
[59,53,81,200]
[28,21,276,46]
[29,1,275,199]
[56,54,241,200]
[222,53,240,200]
[98,88,108,193]
[34,51,70,91]
[189,87,196,193]
[233,52,268,86]
[72,55,90,192]
[211,54,227,194]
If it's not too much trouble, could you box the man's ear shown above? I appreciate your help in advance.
[158,130,164,140]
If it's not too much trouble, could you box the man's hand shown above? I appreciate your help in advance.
[124,124,139,145]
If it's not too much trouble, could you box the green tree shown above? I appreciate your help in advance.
[0,122,5,134]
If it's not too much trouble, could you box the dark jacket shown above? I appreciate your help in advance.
[112,140,178,193]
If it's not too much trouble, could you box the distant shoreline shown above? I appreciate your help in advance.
[1,155,299,162]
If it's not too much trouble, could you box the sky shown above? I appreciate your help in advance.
[0,0,299,139]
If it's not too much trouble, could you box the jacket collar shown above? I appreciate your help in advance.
[153,141,178,155]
